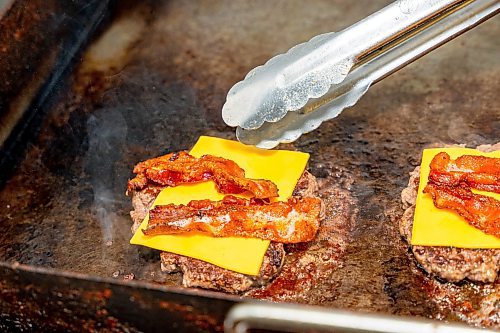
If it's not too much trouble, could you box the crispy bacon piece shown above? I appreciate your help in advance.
[424,183,500,238]
[144,195,322,243]
[128,151,279,199]
[429,152,500,193]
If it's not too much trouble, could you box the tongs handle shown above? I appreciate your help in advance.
[277,0,464,89]
[224,303,497,333]
[312,0,463,61]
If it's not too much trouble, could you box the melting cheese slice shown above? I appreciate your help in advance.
[412,147,500,248]
[130,136,310,275]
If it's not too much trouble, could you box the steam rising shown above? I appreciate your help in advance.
[82,65,205,255]
[85,108,128,245]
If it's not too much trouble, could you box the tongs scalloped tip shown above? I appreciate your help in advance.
[222,31,354,131]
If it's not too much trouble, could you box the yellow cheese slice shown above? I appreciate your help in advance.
[412,147,500,248]
[130,136,310,275]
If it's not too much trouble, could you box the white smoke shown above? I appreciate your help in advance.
[85,108,128,246]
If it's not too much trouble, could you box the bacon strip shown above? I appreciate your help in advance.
[424,183,500,238]
[429,152,500,193]
[144,195,322,243]
[128,151,279,199]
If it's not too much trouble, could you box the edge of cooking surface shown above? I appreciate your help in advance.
[3,261,496,333]
[0,261,239,332]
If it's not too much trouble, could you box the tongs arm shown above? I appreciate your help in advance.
[223,0,500,148]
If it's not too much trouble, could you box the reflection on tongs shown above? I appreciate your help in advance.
[224,302,498,333]
[222,0,500,148]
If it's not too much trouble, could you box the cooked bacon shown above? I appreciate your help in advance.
[424,183,500,238]
[128,151,279,199]
[429,152,500,193]
[144,195,322,243]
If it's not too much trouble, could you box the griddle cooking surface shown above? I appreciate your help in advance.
[0,0,498,325]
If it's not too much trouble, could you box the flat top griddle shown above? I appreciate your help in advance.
[0,0,498,331]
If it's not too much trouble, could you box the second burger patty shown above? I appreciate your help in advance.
[400,143,500,283]
[129,170,320,293]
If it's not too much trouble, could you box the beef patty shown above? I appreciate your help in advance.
[400,143,500,283]
[129,170,321,293]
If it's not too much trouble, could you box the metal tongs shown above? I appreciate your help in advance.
[222,0,500,148]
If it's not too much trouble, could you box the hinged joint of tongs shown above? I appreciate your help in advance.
[222,0,500,148]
